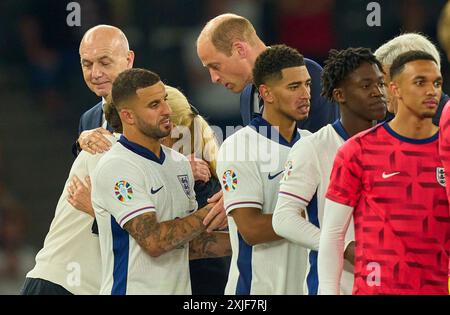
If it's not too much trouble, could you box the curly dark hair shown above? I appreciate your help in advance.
[321,47,384,102]
[253,44,305,88]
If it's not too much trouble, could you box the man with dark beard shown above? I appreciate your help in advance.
[91,68,230,294]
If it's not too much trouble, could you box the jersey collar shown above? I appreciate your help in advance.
[383,122,438,144]
[249,116,301,148]
[118,135,166,164]
[331,119,350,141]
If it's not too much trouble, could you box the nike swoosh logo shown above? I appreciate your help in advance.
[268,170,284,180]
[382,172,400,179]
[150,186,164,194]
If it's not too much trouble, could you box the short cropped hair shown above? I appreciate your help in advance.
[253,45,305,88]
[321,47,383,102]
[111,68,160,109]
[374,33,441,69]
[389,50,437,80]
[209,14,257,56]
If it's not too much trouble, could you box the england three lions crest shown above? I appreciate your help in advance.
[178,175,191,197]
[436,167,446,187]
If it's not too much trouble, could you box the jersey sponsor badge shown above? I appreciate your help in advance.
[177,175,191,197]
[114,180,133,202]
[282,160,293,181]
[222,170,237,191]
[436,167,446,187]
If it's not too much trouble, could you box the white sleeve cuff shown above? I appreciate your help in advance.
[118,206,156,228]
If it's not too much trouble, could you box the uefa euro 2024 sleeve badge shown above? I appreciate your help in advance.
[114,180,133,202]
[436,167,446,187]
[222,170,237,191]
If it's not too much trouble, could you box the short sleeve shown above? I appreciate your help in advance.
[92,158,156,228]
[217,140,263,215]
[325,139,363,207]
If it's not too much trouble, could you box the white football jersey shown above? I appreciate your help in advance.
[26,135,118,294]
[277,121,355,295]
[217,116,311,295]
[91,136,197,295]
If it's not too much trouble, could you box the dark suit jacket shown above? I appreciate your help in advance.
[239,58,339,132]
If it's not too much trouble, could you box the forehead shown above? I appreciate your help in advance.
[347,62,383,82]
[401,59,440,78]
[135,81,166,101]
[80,37,123,60]
[278,66,310,83]
[197,39,229,65]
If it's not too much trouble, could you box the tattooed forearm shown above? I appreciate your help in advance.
[124,207,209,257]
[189,231,232,260]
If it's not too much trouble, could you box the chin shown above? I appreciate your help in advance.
[295,114,309,122]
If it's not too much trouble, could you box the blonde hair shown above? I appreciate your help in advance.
[374,33,441,69]
[438,2,450,59]
[165,86,219,175]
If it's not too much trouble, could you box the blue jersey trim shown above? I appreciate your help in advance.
[235,232,253,295]
[249,116,301,148]
[383,122,438,144]
[111,216,129,295]
[306,192,319,295]
[331,120,350,141]
[119,135,166,164]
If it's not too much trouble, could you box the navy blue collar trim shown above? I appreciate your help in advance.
[118,135,166,164]
[249,116,300,148]
[383,122,438,144]
[331,120,350,141]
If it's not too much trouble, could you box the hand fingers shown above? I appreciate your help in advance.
[206,212,227,233]
[79,129,112,154]
[85,176,91,189]
[202,202,223,226]
[207,190,223,203]
[96,127,113,135]
[67,196,77,208]
[71,175,82,186]
[218,218,228,230]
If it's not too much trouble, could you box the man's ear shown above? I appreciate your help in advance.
[259,84,273,104]
[333,88,344,104]
[119,108,134,125]
[232,41,248,59]
[127,50,135,68]
[389,81,401,100]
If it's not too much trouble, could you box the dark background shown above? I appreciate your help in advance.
[0,0,448,294]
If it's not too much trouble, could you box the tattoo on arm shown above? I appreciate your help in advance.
[189,231,232,260]
[124,209,208,257]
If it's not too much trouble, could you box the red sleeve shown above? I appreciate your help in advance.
[326,138,363,207]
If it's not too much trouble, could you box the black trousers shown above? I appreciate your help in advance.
[189,256,231,295]
[20,278,73,295]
